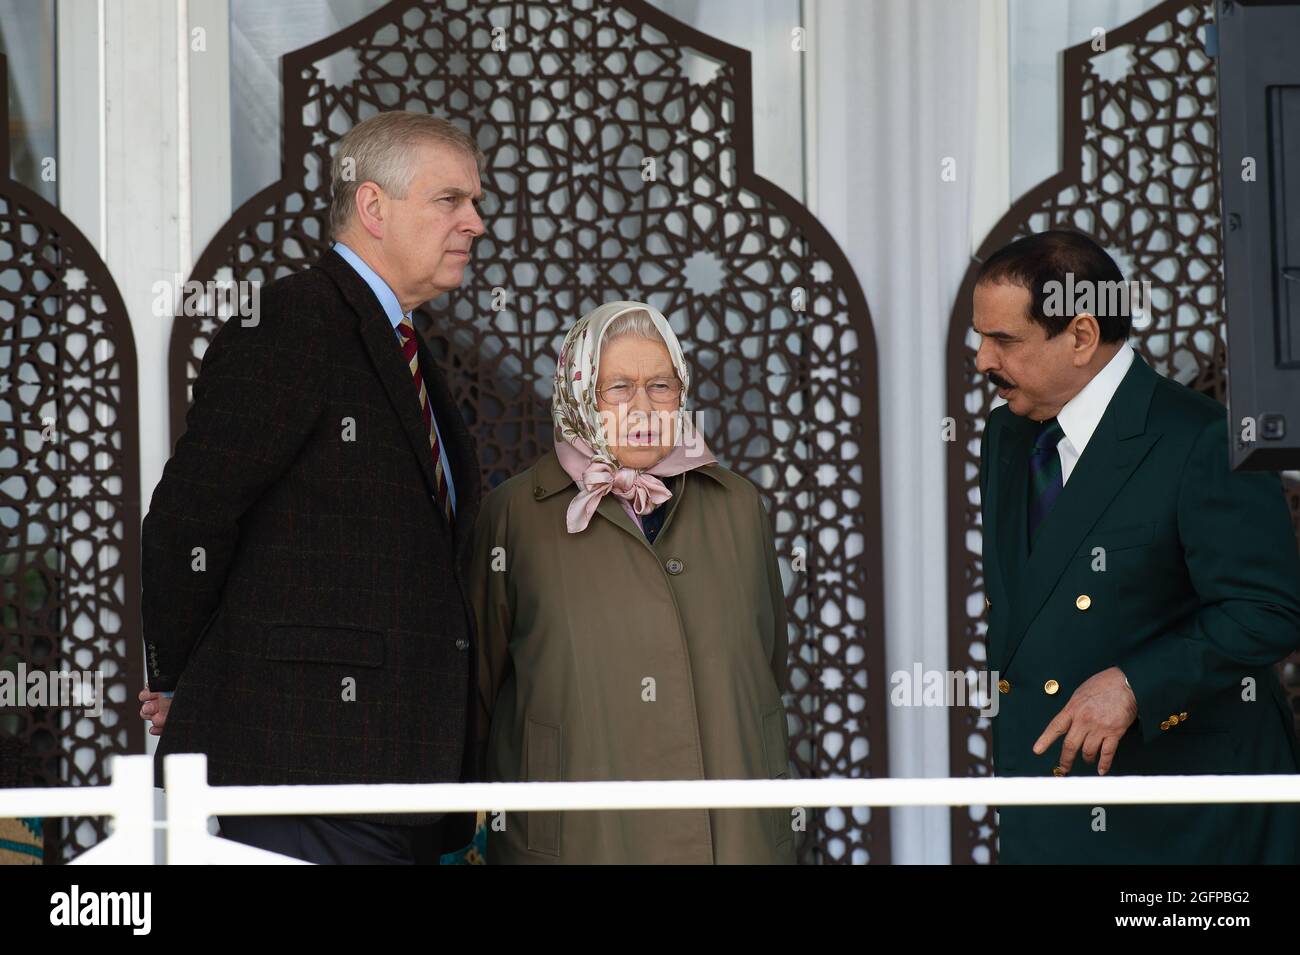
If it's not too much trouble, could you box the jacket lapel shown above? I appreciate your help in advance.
[595,494,647,542]
[316,249,455,532]
[416,331,481,562]
[994,413,1035,599]
[997,355,1161,671]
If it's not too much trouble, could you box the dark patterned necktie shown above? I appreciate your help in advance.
[397,315,453,525]
[1027,417,1064,548]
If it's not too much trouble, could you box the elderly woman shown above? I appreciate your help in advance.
[468,301,795,865]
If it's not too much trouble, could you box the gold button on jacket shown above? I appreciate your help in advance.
[1044,679,1060,695]
[1075,594,1092,611]
[998,679,1010,694]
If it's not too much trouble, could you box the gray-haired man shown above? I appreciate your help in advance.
[139,112,486,863]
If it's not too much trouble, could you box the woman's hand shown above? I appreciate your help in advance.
[138,687,172,735]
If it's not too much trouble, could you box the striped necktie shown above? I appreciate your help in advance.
[1027,417,1064,548]
[396,315,453,525]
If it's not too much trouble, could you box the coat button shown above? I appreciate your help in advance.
[997,679,1010,694]
[1075,594,1091,611]
[1052,766,1067,777]
[1160,719,1172,731]
[1043,679,1060,695]
[665,557,684,575]
[533,486,545,499]
[1179,711,1188,720]
[455,638,469,651]
[985,596,991,610]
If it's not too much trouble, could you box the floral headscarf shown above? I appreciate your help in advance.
[552,301,716,533]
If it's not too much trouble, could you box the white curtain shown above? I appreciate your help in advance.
[809,0,987,864]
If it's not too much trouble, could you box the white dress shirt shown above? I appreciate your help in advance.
[1054,343,1134,484]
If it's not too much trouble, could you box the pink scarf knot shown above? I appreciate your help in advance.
[566,458,671,534]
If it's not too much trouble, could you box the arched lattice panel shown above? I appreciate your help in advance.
[945,0,1300,864]
[171,0,889,863]
[0,57,144,862]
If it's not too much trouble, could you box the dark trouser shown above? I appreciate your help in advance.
[217,814,428,864]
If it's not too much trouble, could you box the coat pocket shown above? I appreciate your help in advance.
[1132,727,1236,776]
[1073,521,1156,557]
[524,717,562,856]
[264,624,385,668]
[260,623,387,780]
[761,702,793,849]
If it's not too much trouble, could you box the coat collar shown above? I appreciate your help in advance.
[530,447,725,544]
[316,248,480,558]
[994,353,1161,672]
[529,446,728,501]
[1055,344,1135,461]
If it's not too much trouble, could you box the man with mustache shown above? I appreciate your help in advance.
[973,229,1300,863]
[137,111,486,863]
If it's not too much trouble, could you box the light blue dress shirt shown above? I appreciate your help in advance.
[333,241,458,517]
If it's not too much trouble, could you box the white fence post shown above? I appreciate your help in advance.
[66,753,155,865]
[163,753,307,864]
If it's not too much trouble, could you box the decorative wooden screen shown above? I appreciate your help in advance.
[944,0,1300,864]
[171,0,890,863]
[0,56,144,862]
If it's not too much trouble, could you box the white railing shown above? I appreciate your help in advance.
[0,755,155,864]
[6,753,1300,863]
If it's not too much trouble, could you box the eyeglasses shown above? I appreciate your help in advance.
[596,378,684,405]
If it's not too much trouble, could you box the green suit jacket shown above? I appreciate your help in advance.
[981,353,1300,864]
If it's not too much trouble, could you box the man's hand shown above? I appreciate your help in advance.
[138,688,172,736]
[1033,666,1138,776]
